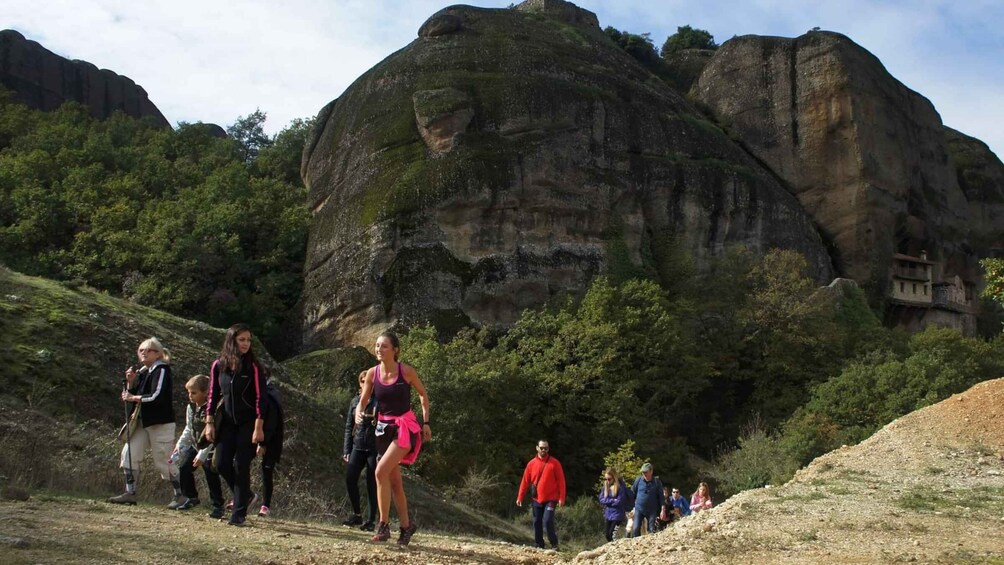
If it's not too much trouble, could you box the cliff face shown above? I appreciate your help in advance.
[301,0,833,348]
[0,29,169,127]
[691,31,1000,289]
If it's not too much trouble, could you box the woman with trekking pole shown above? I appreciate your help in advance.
[108,337,178,506]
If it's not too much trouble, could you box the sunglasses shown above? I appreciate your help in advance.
[537,446,549,451]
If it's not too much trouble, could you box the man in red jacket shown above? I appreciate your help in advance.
[516,439,566,549]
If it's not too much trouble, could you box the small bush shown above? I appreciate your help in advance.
[709,416,800,498]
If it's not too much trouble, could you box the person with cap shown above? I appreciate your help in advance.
[516,439,566,549]
[630,462,665,537]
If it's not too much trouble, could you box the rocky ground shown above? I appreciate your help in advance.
[2,378,1002,565]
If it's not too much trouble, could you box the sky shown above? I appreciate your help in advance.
[4,0,1002,158]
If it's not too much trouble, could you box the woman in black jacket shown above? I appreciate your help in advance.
[343,370,378,530]
[108,337,177,505]
[204,323,267,526]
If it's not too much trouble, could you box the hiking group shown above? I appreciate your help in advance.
[107,326,431,547]
[108,325,709,549]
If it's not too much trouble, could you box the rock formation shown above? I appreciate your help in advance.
[301,0,833,348]
[0,29,169,127]
[691,31,1002,293]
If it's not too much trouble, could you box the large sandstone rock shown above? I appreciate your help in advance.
[691,31,1001,291]
[0,29,169,127]
[301,0,833,348]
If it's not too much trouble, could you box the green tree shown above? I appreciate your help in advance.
[0,97,309,347]
[604,26,659,64]
[981,258,1004,307]
[781,326,1004,464]
[660,25,718,58]
[226,108,271,164]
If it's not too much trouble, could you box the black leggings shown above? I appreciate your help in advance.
[604,519,623,542]
[345,448,377,521]
[216,418,256,519]
[261,458,276,508]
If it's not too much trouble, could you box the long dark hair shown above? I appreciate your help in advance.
[219,323,259,372]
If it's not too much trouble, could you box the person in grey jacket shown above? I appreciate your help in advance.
[631,462,665,537]
[170,374,223,515]
[342,370,378,531]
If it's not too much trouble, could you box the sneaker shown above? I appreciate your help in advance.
[167,495,187,510]
[208,506,225,519]
[227,514,246,527]
[177,497,201,511]
[342,514,363,527]
[258,505,270,517]
[397,522,418,546]
[225,498,233,510]
[360,521,375,532]
[107,492,137,505]
[371,521,391,542]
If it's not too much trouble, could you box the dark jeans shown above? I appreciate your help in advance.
[178,446,223,507]
[531,500,558,549]
[216,418,256,519]
[631,508,659,537]
[604,519,623,542]
[345,448,377,521]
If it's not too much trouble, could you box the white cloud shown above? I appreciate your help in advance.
[2,0,1001,157]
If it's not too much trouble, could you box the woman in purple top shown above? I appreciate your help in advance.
[355,332,431,547]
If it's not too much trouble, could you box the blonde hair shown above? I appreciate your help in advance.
[603,467,620,497]
[139,337,171,363]
[186,374,209,392]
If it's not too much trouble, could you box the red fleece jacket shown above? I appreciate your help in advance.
[518,455,566,504]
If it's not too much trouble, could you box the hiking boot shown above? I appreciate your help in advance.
[167,495,187,510]
[360,520,375,532]
[227,514,246,527]
[107,492,137,505]
[371,521,391,542]
[258,505,270,517]
[208,505,225,519]
[342,514,363,527]
[177,497,201,511]
[397,522,418,546]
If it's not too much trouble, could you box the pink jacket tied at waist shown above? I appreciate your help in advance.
[378,410,423,465]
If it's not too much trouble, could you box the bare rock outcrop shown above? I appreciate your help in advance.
[691,31,1000,291]
[300,2,832,348]
[0,29,169,127]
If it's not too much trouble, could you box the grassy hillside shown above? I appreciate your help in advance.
[0,266,526,542]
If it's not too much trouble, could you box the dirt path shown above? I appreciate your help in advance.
[0,495,560,565]
[3,379,1003,564]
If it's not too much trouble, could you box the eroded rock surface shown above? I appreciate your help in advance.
[301,1,832,348]
[0,29,169,126]
[691,31,1001,288]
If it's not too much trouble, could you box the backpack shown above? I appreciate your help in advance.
[620,480,636,510]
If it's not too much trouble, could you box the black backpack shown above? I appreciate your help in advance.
[621,480,636,510]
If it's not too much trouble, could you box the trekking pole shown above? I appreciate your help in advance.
[123,377,134,475]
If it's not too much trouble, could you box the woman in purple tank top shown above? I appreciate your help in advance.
[354,332,431,547]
